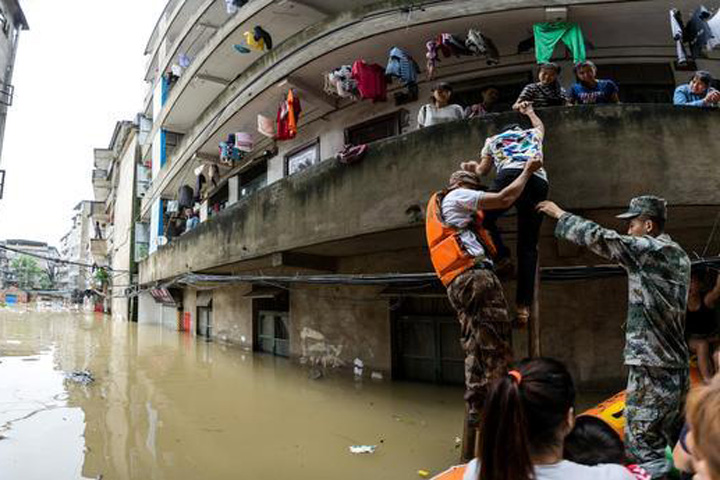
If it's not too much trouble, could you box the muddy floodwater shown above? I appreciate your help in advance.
[0,310,466,480]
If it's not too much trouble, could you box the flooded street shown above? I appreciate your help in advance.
[0,310,465,480]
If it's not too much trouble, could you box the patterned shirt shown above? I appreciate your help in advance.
[480,127,547,181]
[517,81,569,108]
[555,214,691,368]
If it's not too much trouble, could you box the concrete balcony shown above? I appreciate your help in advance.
[140,0,709,219]
[140,105,720,283]
[90,201,110,223]
[90,239,108,261]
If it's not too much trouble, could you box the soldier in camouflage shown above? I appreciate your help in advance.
[538,195,690,479]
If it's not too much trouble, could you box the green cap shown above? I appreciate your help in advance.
[616,195,667,221]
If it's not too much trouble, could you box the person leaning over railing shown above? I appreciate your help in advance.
[568,60,620,105]
[674,71,720,107]
[513,62,570,111]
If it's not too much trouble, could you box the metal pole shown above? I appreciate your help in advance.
[529,259,542,357]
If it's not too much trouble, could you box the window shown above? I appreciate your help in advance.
[597,63,675,104]
[239,160,267,198]
[285,140,320,176]
[345,111,403,146]
[451,71,534,113]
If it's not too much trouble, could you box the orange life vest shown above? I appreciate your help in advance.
[426,191,498,287]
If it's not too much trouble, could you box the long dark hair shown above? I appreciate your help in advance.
[478,358,575,480]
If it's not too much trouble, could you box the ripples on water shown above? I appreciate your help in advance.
[0,310,465,480]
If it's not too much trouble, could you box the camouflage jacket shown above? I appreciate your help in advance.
[556,214,690,368]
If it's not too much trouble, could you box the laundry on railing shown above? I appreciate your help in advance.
[235,132,254,152]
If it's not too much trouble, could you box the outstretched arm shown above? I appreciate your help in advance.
[518,102,544,136]
[704,272,720,308]
[537,201,652,270]
[481,158,543,210]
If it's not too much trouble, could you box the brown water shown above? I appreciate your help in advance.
[0,310,466,480]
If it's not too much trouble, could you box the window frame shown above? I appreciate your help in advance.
[284,139,321,177]
[344,111,403,146]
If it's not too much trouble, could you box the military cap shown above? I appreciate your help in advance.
[616,195,668,221]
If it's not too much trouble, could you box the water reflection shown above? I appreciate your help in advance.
[0,311,464,479]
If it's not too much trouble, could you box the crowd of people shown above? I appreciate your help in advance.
[418,63,719,129]
[425,61,720,480]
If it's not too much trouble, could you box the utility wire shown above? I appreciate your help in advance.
[0,244,130,273]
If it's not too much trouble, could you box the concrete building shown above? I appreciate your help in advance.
[0,0,27,199]
[60,201,93,299]
[0,239,62,290]
[90,120,143,321]
[134,0,720,389]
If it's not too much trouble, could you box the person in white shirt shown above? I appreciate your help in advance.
[417,82,465,128]
[464,357,636,480]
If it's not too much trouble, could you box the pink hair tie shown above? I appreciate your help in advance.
[508,370,522,384]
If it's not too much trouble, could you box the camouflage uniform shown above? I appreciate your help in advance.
[446,267,513,417]
[555,196,690,479]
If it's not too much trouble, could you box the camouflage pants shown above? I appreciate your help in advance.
[625,366,689,479]
[447,268,513,415]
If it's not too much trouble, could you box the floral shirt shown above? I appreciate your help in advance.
[480,127,547,181]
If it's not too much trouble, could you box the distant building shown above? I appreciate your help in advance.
[60,201,93,298]
[0,238,62,290]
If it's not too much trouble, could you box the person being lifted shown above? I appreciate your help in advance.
[426,154,543,427]
[537,196,691,479]
[462,102,548,324]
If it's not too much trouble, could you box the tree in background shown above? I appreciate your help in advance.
[10,255,52,290]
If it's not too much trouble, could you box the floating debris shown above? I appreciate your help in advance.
[65,370,94,386]
[348,445,376,454]
[418,470,430,478]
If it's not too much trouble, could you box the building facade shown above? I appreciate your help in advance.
[60,201,93,299]
[90,121,142,321]
[132,0,720,389]
[0,0,27,198]
[0,239,63,290]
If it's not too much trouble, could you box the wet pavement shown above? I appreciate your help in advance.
[0,310,466,480]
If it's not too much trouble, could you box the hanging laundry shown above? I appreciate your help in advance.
[670,9,689,65]
[686,6,715,58]
[170,64,183,77]
[276,90,302,141]
[244,31,266,51]
[178,185,194,210]
[234,44,251,54]
[426,40,439,80]
[351,60,387,102]
[466,29,500,65]
[178,53,191,69]
[708,9,720,50]
[386,47,420,85]
[235,132,254,152]
[225,0,248,14]
[326,65,359,99]
[254,26,273,50]
[257,114,275,138]
[532,22,586,63]
[225,0,238,15]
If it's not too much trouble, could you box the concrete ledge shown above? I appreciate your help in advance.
[140,105,720,283]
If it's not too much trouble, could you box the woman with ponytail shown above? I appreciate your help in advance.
[463,358,635,480]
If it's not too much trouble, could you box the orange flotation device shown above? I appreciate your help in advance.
[426,191,497,287]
